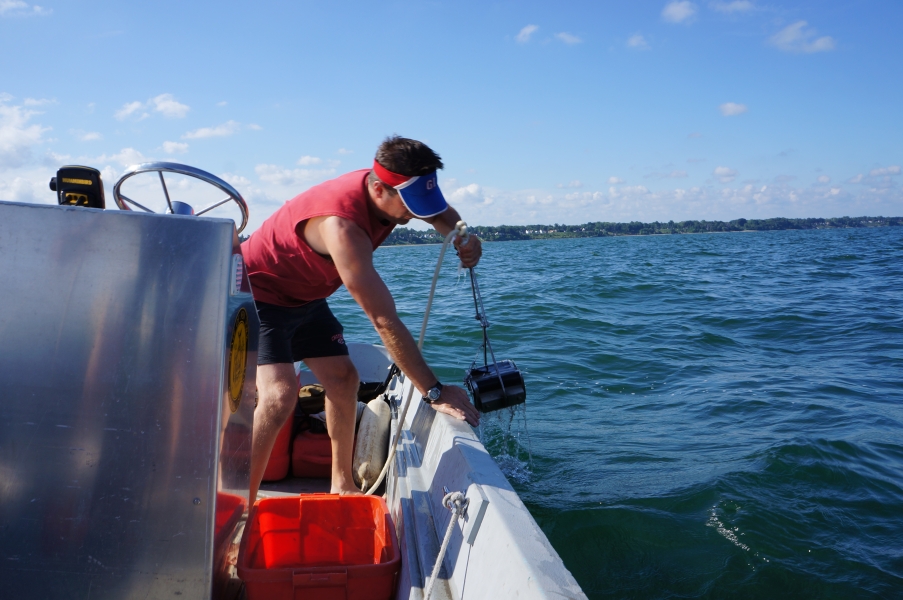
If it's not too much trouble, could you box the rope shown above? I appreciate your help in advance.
[424,491,468,600]
[364,221,469,495]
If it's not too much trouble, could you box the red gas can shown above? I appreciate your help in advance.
[262,417,293,482]
[292,430,333,478]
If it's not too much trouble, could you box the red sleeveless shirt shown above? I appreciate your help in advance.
[241,169,396,306]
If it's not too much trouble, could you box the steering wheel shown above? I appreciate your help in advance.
[113,161,249,234]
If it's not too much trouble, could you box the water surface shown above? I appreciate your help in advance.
[331,227,903,599]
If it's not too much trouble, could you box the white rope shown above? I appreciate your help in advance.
[364,221,469,495]
[424,491,468,600]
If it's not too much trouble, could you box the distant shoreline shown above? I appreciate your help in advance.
[379,229,764,248]
[382,216,901,246]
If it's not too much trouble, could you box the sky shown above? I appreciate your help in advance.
[1,0,901,233]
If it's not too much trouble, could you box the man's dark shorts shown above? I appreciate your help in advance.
[255,299,349,365]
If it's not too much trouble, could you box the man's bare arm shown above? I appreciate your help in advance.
[315,216,480,425]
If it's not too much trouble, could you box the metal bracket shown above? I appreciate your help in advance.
[462,483,489,546]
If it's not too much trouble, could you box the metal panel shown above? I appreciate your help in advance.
[0,201,257,598]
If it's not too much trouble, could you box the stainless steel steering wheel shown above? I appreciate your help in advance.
[113,161,249,234]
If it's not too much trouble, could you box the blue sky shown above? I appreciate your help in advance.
[1,1,900,232]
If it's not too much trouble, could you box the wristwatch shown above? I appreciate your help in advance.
[423,382,443,404]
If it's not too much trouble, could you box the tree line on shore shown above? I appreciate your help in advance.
[383,216,902,246]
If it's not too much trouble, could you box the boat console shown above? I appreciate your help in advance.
[0,163,258,598]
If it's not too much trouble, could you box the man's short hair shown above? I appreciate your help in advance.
[375,135,444,177]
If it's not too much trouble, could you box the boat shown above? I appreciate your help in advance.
[0,161,586,599]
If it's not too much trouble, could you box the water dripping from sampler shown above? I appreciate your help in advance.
[477,403,534,484]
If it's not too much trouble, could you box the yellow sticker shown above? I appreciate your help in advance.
[62,177,93,186]
[228,308,249,413]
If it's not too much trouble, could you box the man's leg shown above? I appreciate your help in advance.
[249,362,298,504]
[303,355,361,495]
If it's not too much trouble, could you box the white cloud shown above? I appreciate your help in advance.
[627,34,650,50]
[337,148,353,155]
[221,173,251,187]
[150,93,189,118]
[247,123,262,131]
[849,174,864,184]
[23,97,55,106]
[516,24,538,43]
[662,1,697,23]
[447,182,490,206]
[44,150,70,164]
[608,176,625,184]
[216,101,228,107]
[647,170,689,180]
[817,175,831,183]
[182,120,241,140]
[162,141,188,154]
[255,163,336,187]
[297,155,322,166]
[0,171,53,203]
[719,102,748,116]
[556,180,583,189]
[80,148,149,173]
[769,21,835,53]
[115,100,147,121]
[115,94,190,121]
[0,98,50,168]
[70,129,102,141]
[869,165,900,177]
[0,1,51,17]
[99,165,118,188]
[606,186,651,205]
[710,1,753,13]
[555,32,582,45]
[109,148,147,167]
[713,166,737,183]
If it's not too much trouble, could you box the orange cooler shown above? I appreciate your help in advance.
[237,494,400,600]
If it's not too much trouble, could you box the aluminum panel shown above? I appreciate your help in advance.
[0,201,257,598]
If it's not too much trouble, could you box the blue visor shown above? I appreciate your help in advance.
[395,172,448,218]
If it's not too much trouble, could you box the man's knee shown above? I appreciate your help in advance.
[308,357,360,401]
[256,363,299,418]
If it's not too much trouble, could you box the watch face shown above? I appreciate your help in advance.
[428,387,441,401]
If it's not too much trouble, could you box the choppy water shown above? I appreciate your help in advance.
[330,227,903,599]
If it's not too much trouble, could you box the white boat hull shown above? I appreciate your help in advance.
[328,344,587,600]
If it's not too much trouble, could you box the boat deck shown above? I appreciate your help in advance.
[259,476,331,496]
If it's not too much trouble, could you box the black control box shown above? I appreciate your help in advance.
[49,165,105,209]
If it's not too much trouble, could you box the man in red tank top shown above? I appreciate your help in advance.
[242,136,482,500]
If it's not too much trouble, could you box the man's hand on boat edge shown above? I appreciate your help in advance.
[432,384,481,426]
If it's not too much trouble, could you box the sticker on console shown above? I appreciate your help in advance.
[228,308,249,413]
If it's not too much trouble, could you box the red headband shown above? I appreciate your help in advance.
[372,160,412,187]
